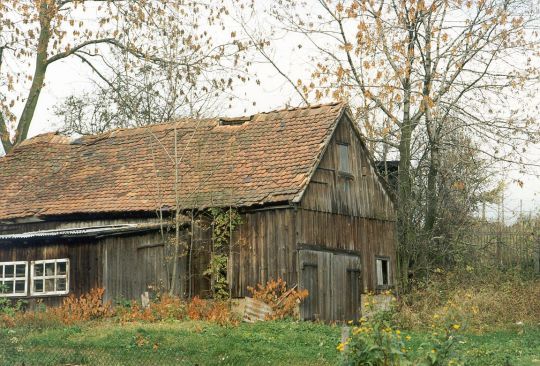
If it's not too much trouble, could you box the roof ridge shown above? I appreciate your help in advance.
[14,102,345,147]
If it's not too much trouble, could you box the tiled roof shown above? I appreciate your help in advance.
[0,103,346,220]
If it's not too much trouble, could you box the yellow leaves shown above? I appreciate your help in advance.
[452,181,466,190]
[336,66,347,81]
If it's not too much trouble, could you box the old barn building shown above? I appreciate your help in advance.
[0,103,396,321]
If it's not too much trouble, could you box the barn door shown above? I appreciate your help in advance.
[346,269,362,321]
[300,263,319,320]
[298,249,361,321]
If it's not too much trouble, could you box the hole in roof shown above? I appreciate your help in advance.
[218,116,251,126]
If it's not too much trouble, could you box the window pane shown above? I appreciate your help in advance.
[45,263,55,276]
[33,279,44,293]
[45,279,55,292]
[15,280,25,293]
[56,278,66,292]
[338,144,350,173]
[376,260,383,286]
[34,264,44,277]
[4,265,14,278]
[4,281,13,293]
[57,262,67,275]
[382,260,389,285]
[0,281,7,293]
[15,265,26,278]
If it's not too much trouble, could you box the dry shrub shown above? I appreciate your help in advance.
[186,296,239,326]
[1,289,238,327]
[52,288,113,324]
[248,278,309,320]
[187,296,208,320]
[0,288,112,327]
[116,295,238,326]
[398,268,540,332]
[117,294,187,323]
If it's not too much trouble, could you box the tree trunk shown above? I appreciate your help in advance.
[425,143,439,234]
[396,21,417,292]
[0,113,13,153]
[13,1,52,147]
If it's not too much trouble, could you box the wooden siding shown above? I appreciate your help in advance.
[301,115,395,221]
[101,231,174,301]
[0,239,101,307]
[298,114,397,293]
[230,208,297,298]
[296,209,396,292]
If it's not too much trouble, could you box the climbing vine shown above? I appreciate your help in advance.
[205,207,242,300]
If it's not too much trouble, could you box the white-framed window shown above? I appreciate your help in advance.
[0,261,28,297]
[31,259,69,296]
[376,257,390,287]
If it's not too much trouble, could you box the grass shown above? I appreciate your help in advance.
[0,321,539,366]
[0,320,340,366]
[407,326,540,366]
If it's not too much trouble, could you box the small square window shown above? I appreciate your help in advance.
[376,258,390,287]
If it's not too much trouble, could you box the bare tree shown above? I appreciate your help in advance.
[0,0,248,153]
[249,0,540,288]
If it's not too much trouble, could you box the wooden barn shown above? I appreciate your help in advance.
[0,103,396,321]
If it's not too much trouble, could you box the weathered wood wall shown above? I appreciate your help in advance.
[229,208,296,298]
[301,115,395,221]
[298,115,397,291]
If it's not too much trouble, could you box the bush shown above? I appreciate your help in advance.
[248,278,309,320]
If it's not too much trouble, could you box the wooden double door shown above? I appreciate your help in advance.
[298,249,362,321]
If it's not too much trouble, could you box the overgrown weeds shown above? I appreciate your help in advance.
[397,267,540,332]
[0,288,240,328]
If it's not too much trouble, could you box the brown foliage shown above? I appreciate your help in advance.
[52,288,113,324]
[248,278,308,320]
[397,269,540,332]
[0,288,239,327]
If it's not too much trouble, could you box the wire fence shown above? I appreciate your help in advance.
[464,222,540,272]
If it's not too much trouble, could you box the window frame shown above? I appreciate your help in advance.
[337,142,353,176]
[0,261,28,297]
[375,256,391,289]
[30,258,70,296]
